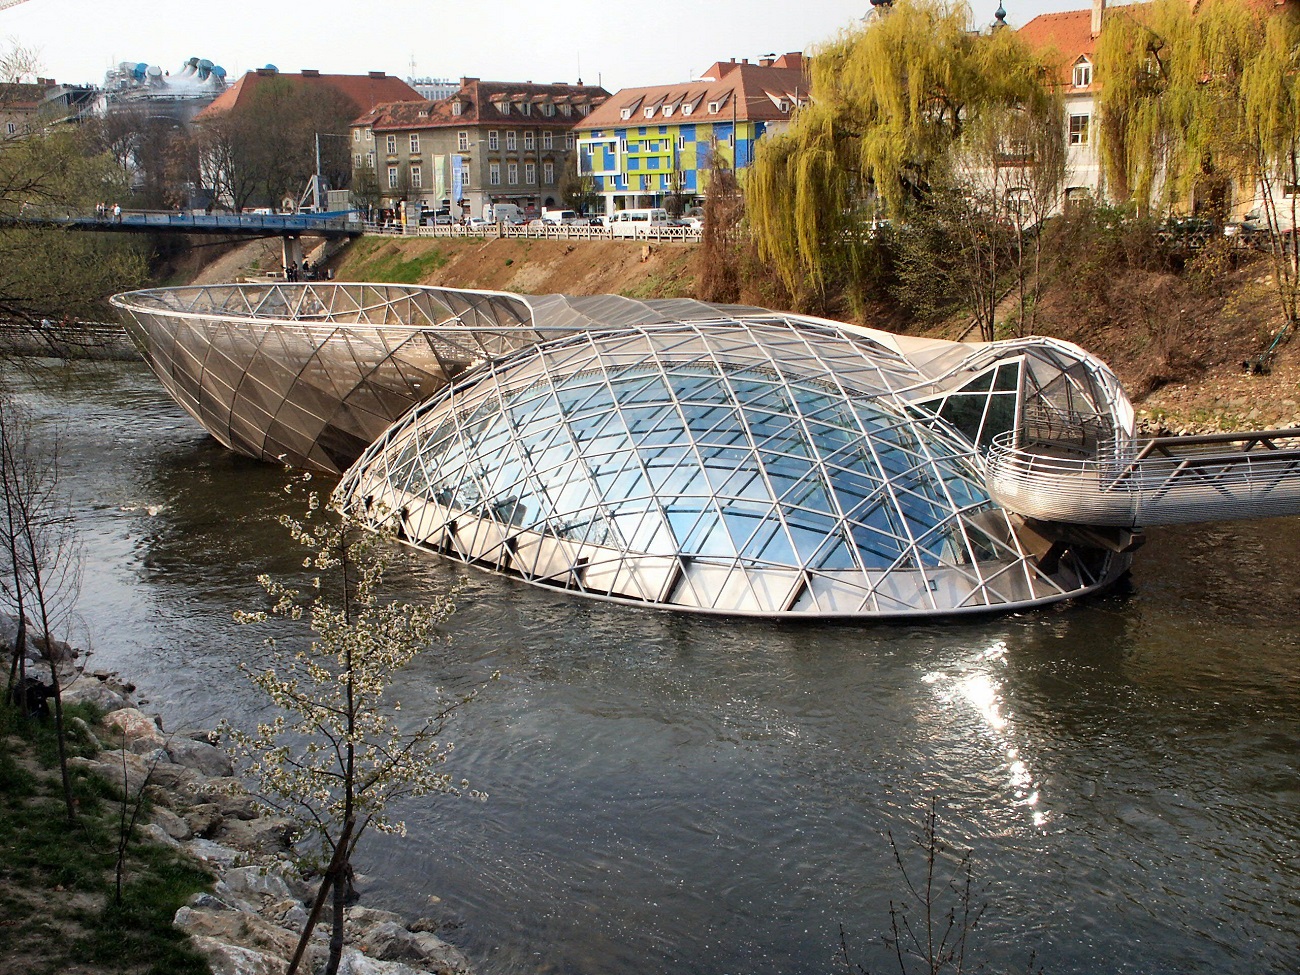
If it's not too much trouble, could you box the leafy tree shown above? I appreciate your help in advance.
[196,77,357,211]
[0,392,83,824]
[698,145,744,303]
[1096,0,1300,330]
[0,48,147,326]
[749,0,1058,307]
[225,487,494,975]
[559,164,599,214]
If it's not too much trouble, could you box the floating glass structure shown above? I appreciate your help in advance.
[114,281,1172,618]
[337,312,1135,618]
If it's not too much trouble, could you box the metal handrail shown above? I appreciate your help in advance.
[985,429,1300,526]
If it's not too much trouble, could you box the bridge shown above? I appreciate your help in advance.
[985,427,1300,528]
[0,208,365,269]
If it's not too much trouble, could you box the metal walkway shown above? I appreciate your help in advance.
[984,428,1300,526]
[0,209,364,239]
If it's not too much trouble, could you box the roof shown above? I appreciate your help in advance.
[0,79,60,112]
[194,69,420,121]
[355,78,610,132]
[577,53,808,131]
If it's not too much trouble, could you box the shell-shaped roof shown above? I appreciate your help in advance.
[338,318,1125,617]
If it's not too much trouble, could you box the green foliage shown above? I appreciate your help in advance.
[343,238,449,283]
[0,702,212,975]
[749,0,1059,306]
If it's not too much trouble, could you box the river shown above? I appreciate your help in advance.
[7,359,1299,974]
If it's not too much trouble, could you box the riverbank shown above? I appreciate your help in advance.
[3,633,473,975]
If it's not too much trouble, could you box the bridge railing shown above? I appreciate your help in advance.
[405,222,702,242]
[985,428,1300,526]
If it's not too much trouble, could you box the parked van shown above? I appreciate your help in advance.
[609,208,671,237]
[486,203,524,224]
[541,208,577,225]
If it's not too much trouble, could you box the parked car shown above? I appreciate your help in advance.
[466,216,490,228]
[433,213,453,226]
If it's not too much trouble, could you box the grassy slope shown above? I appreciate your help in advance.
[0,704,212,975]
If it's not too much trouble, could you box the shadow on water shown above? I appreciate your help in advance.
[8,361,1300,975]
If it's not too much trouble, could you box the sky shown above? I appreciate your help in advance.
[3,0,1096,94]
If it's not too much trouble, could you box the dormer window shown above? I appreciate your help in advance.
[682,103,693,116]
[644,106,655,119]
[560,103,572,116]
[707,101,719,114]
[663,105,674,117]
[542,102,554,116]
[451,101,463,116]
[521,101,531,115]
[1073,57,1092,88]
[620,108,632,120]
[778,99,790,113]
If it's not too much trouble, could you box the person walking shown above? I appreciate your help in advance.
[112,202,122,223]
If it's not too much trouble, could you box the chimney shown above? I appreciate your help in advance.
[368,70,386,79]
[1091,0,1106,37]
[301,69,319,77]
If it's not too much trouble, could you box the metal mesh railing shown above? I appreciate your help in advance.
[985,428,1300,526]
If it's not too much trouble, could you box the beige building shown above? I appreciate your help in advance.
[351,77,609,219]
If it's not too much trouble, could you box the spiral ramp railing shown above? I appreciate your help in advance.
[984,428,1300,527]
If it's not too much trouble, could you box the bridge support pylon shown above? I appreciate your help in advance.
[281,235,303,275]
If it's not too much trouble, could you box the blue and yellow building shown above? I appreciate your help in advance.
[573,53,806,212]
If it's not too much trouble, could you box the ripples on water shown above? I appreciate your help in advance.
[6,361,1299,974]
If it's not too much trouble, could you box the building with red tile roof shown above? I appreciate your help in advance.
[194,68,420,122]
[350,78,609,219]
[573,53,808,213]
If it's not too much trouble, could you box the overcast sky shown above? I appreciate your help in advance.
[4,0,1097,94]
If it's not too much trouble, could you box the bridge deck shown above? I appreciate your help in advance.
[0,210,364,238]
[985,428,1300,526]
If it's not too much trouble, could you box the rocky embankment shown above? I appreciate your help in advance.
[9,622,471,975]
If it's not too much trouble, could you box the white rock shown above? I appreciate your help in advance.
[61,677,130,712]
[186,935,288,975]
[183,836,245,868]
[220,865,293,902]
[167,736,234,777]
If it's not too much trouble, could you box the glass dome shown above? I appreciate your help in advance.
[338,318,1127,618]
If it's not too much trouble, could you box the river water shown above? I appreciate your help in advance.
[7,359,1299,974]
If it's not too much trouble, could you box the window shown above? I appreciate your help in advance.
[458,130,469,151]
[620,108,632,120]
[677,136,685,150]
[577,103,589,115]
[462,167,470,186]
[488,130,499,150]
[386,134,397,154]
[410,134,420,153]
[543,161,554,184]
[1073,58,1092,88]
[524,130,535,150]
[778,99,790,113]
[682,103,693,116]
[644,107,655,119]
[365,129,372,141]
[565,133,575,150]
[354,153,363,166]
[707,102,719,114]
[520,102,531,115]
[525,162,536,184]
[353,129,361,142]
[1069,114,1090,145]
[489,161,501,185]
[664,104,674,117]
[506,130,517,150]
[387,166,398,188]
[508,161,518,184]
[543,131,553,149]
[561,104,572,116]
[410,165,422,187]
[451,101,463,116]
[542,103,555,116]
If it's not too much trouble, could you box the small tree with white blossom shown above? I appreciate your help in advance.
[224,483,493,975]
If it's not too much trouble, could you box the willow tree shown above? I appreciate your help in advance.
[1095,0,1259,218]
[749,0,1058,309]
[1097,0,1300,329]
[1241,6,1300,330]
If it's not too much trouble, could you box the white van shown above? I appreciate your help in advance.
[486,203,524,224]
[610,208,671,237]
[541,208,577,225]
